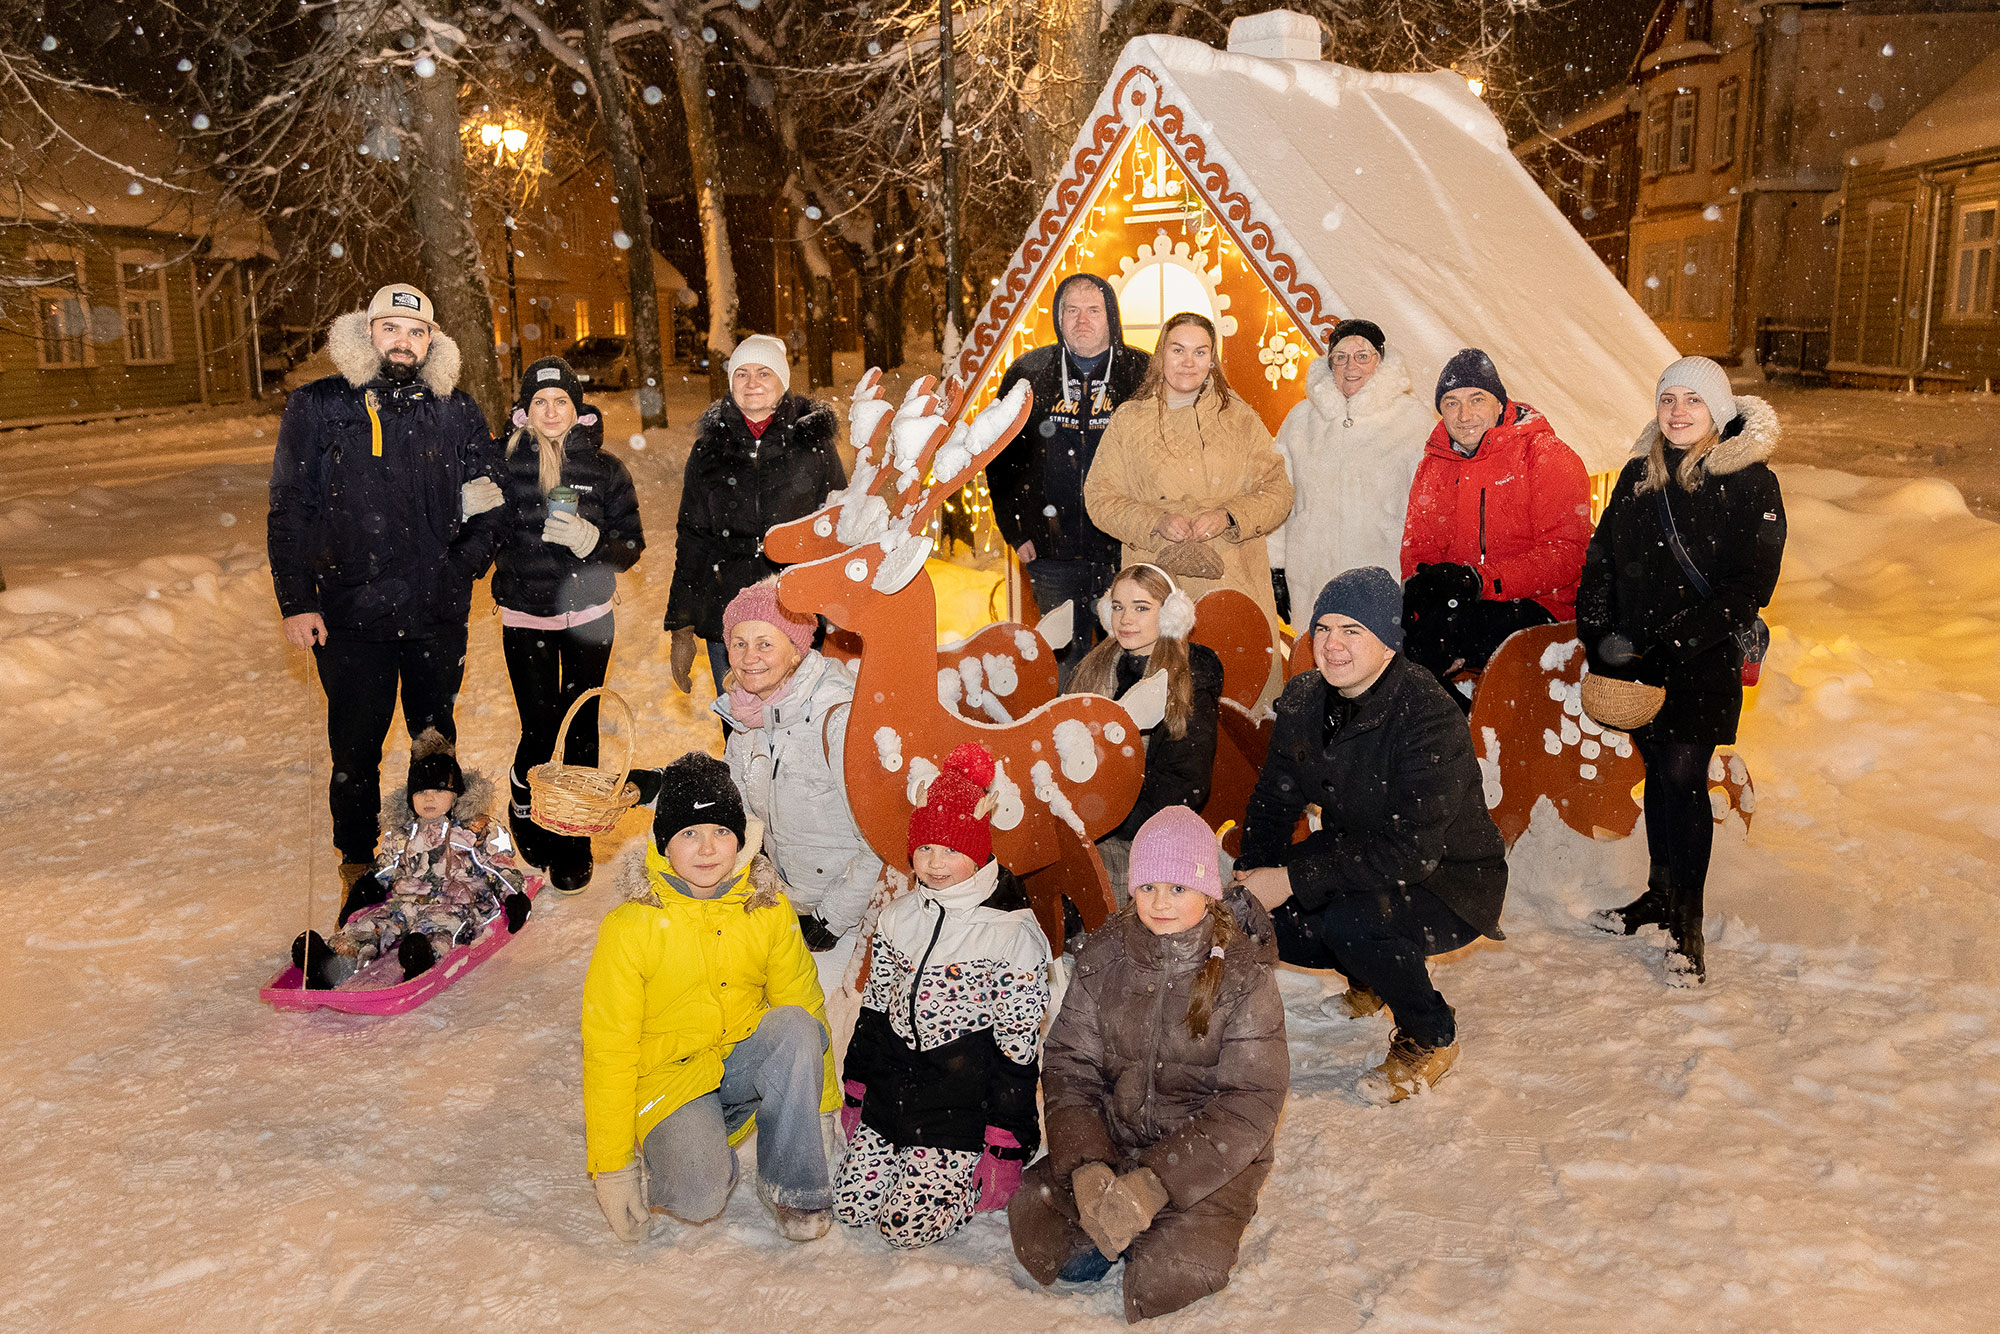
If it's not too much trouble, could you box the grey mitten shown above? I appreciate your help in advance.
[1091,1166,1170,1257]
[592,1164,651,1242]
[461,476,504,518]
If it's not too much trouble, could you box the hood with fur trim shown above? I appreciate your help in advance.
[1629,393,1779,475]
[618,820,785,911]
[326,309,464,397]
[381,768,495,829]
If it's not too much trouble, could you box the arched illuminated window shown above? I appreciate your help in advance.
[1111,232,1235,350]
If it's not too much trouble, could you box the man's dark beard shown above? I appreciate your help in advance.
[377,353,421,385]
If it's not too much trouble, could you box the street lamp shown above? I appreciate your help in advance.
[476,117,530,378]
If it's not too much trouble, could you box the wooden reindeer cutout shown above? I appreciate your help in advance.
[1188,587,1283,856]
[775,383,1158,950]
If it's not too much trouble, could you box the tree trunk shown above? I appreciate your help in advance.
[668,8,738,399]
[781,175,837,388]
[403,57,506,430]
[581,0,669,428]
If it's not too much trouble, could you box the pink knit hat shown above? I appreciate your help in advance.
[722,580,816,658]
[1127,806,1222,898]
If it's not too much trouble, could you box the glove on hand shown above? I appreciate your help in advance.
[1271,568,1293,626]
[1090,1167,1170,1258]
[970,1127,1024,1212]
[503,891,531,933]
[1070,1161,1120,1257]
[542,509,599,557]
[461,476,504,519]
[592,1164,651,1243]
[797,912,840,953]
[668,626,699,695]
[839,1080,865,1142]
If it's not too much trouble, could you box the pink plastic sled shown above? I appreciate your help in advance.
[260,878,544,1016]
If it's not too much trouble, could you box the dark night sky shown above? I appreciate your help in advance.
[1515,0,1662,125]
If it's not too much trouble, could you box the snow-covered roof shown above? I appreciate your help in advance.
[1874,46,2000,171]
[0,89,274,260]
[952,32,1679,474]
[1514,87,1641,157]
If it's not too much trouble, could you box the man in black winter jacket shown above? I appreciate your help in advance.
[1235,567,1507,1104]
[987,273,1148,685]
[267,284,502,875]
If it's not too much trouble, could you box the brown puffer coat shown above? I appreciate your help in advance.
[1009,887,1288,1322]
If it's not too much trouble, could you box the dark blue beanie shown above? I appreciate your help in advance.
[1434,347,1508,412]
[1311,567,1404,651]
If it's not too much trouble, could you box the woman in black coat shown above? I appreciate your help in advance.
[1576,357,1785,985]
[663,335,845,695]
[1064,564,1222,900]
[493,357,645,891]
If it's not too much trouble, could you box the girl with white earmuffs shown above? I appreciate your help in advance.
[1065,563,1224,901]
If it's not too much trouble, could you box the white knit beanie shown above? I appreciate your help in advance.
[727,333,792,392]
[1656,356,1737,429]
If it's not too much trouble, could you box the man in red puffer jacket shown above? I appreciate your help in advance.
[1399,348,1591,705]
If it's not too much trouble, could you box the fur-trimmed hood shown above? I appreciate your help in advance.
[326,308,463,396]
[1299,345,1420,425]
[381,768,495,828]
[1629,393,1779,475]
[619,820,786,911]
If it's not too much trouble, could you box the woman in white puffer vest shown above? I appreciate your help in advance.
[711,580,884,951]
[1270,319,1433,621]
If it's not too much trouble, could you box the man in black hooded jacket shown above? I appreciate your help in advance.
[987,273,1148,684]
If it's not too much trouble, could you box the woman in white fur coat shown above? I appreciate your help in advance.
[1269,319,1433,621]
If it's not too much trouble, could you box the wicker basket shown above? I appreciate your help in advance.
[1579,672,1666,733]
[527,688,641,836]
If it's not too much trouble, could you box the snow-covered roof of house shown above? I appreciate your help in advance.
[1513,87,1642,157]
[0,89,274,260]
[1872,45,2000,171]
[951,31,1678,474]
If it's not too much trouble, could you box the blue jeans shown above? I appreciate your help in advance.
[1024,558,1117,689]
[641,1005,831,1220]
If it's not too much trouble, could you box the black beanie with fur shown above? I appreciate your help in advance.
[407,728,466,796]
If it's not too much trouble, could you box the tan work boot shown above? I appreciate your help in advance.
[1323,985,1387,1020]
[1358,1029,1460,1104]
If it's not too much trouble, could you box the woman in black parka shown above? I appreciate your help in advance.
[663,334,845,696]
[493,357,645,892]
[1576,356,1786,985]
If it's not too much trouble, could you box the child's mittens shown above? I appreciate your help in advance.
[592,1165,651,1243]
[504,891,531,933]
[839,1081,865,1142]
[1071,1162,1120,1257]
[397,933,437,981]
[1091,1167,1170,1258]
[971,1127,1025,1212]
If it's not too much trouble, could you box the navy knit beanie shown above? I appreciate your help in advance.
[649,752,747,851]
[1311,567,1405,651]
[1434,348,1508,412]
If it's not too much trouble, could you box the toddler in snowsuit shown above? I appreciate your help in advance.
[1010,805,1288,1322]
[835,742,1052,1248]
[292,729,529,987]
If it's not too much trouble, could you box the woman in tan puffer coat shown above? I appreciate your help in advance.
[1008,807,1288,1322]
[1084,313,1293,703]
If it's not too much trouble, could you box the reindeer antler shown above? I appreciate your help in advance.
[893,379,1034,537]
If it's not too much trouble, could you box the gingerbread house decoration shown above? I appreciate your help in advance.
[946,11,1677,474]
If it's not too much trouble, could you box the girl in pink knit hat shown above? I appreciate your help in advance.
[835,743,1052,1249]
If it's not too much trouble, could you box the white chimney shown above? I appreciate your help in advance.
[1226,10,1323,61]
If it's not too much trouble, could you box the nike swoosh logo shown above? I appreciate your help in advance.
[693,801,715,809]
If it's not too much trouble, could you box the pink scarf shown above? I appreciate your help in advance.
[727,676,794,729]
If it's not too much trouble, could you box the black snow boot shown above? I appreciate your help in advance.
[548,843,594,895]
[1587,875,1672,936]
[291,930,345,990]
[508,770,553,871]
[504,891,532,933]
[1665,896,1706,987]
[398,932,438,981]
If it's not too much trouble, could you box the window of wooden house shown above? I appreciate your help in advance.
[1670,92,1699,172]
[117,250,174,365]
[1581,164,1598,206]
[574,299,590,338]
[1679,234,1725,321]
[1644,100,1669,175]
[1605,144,1625,200]
[1951,201,1999,321]
[1713,79,1739,169]
[1639,241,1677,318]
[612,300,628,336]
[29,246,89,370]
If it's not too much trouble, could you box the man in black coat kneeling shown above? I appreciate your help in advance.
[1235,566,1507,1103]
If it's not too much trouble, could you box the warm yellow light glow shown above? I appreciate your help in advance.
[479,123,504,147]
[502,127,528,153]
[1465,75,1486,97]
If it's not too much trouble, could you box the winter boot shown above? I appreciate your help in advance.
[1587,871,1673,936]
[1322,985,1388,1021]
[397,932,438,981]
[504,891,532,933]
[337,870,390,927]
[1357,1027,1461,1105]
[291,930,351,990]
[756,1177,831,1242]
[1665,896,1706,987]
[548,838,594,895]
[508,770,552,872]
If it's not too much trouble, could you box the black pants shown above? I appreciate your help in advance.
[1403,571,1553,704]
[1273,881,1480,1048]
[1636,737,1716,918]
[503,619,615,864]
[315,627,468,864]
[1025,558,1117,689]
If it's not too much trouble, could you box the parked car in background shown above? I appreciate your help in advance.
[560,336,634,390]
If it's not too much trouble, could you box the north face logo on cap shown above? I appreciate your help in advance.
[391,291,421,310]
[538,366,561,382]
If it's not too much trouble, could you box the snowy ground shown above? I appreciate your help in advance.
[2,380,1997,1331]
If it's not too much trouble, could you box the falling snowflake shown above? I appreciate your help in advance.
[572,79,588,95]
[177,58,193,72]
[413,56,436,77]
[643,85,663,105]
[329,242,345,258]
[192,114,210,130]
[612,231,632,250]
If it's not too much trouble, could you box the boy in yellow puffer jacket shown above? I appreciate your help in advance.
[582,752,839,1243]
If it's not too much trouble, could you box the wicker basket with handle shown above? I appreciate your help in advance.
[1578,672,1666,733]
[527,687,641,836]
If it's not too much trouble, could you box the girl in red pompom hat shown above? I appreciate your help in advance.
[833,742,1053,1248]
